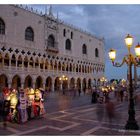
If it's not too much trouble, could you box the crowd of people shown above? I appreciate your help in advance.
[0,87,45,127]
[91,85,128,125]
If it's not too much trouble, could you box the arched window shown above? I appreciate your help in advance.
[82,44,87,54]
[25,27,34,41]
[48,35,55,47]
[63,29,66,37]
[65,39,71,50]
[0,18,5,34]
[95,48,99,57]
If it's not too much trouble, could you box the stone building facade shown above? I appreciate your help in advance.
[0,5,105,92]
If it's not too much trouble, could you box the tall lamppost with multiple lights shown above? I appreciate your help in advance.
[109,34,140,130]
[59,75,68,95]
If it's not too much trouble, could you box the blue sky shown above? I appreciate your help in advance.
[31,4,140,80]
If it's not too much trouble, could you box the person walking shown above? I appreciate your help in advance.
[120,89,124,102]
[105,99,115,125]
[78,88,81,96]
[91,88,97,104]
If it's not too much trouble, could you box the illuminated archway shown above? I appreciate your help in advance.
[0,74,8,92]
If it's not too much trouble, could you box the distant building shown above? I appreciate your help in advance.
[0,5,105,92]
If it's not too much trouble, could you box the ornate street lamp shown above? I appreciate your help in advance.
[109,34,140,130]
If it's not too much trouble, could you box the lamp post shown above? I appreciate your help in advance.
[59,75,68,95]
[109,34,140,130]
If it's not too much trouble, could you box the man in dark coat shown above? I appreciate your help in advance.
[91,88,97,103]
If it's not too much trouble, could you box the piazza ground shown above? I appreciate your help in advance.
[1,91,140,136]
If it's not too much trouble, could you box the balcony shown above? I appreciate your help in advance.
[46,42,59,53]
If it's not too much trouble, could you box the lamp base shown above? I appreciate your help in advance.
[125,120,139,130]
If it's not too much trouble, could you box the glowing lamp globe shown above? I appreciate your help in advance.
[135,43,140,57]
[109,49,116,61]
[125,34,133,48]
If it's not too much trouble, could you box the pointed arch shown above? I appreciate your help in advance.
[54,60,57,71]
[17,55,23,67]
[45,59,49,70]
[24,56,28,68]
[46,76,52,91]
[29,57,34,68]
[11,54,16,66]
[54,77,60,91]
[48,34,55,48]
[35,76,43,89]
[77,78,81,90]
[58,61,61,71]
[70,63,72,72]
[0,18,5,34]
[40,58,44,69]
[95,48,99,57]
[65,39,71,50]
[24,75,32,88]
[70,77,75,89]
[4,53,10,66]
[35,57,39,68]
[12,75,21,89]
[82,44,87,54]
[0,74,8,91]
[0,52,2,65]
[88,79,92,88]
[25,26,34,41]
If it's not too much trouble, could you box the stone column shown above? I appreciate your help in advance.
[56,62,58,73]
[2,58,4,67]
[38,62,40,72]
[32,76,35,89]
[43,63,45,72]
[60,65,62,72]
[9,59,11,67]
[21,60,24,70]
[43,82,46,90]
[74,81,77,89]
[80,82,83,92]
[8,78,12,88]
[9,59,11,71]
[21,83,24,89]
[33,82,35,89]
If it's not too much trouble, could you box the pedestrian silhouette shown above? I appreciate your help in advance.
[105,99,115,125]
[91,89,97,103]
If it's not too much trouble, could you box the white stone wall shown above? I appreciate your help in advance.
[58,23,105,64]
[0,5,105,91]
[0,5,45,50]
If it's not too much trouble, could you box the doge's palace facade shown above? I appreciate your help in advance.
[0,5,105,92]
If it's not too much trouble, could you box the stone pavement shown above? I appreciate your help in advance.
[1,91,140,136]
